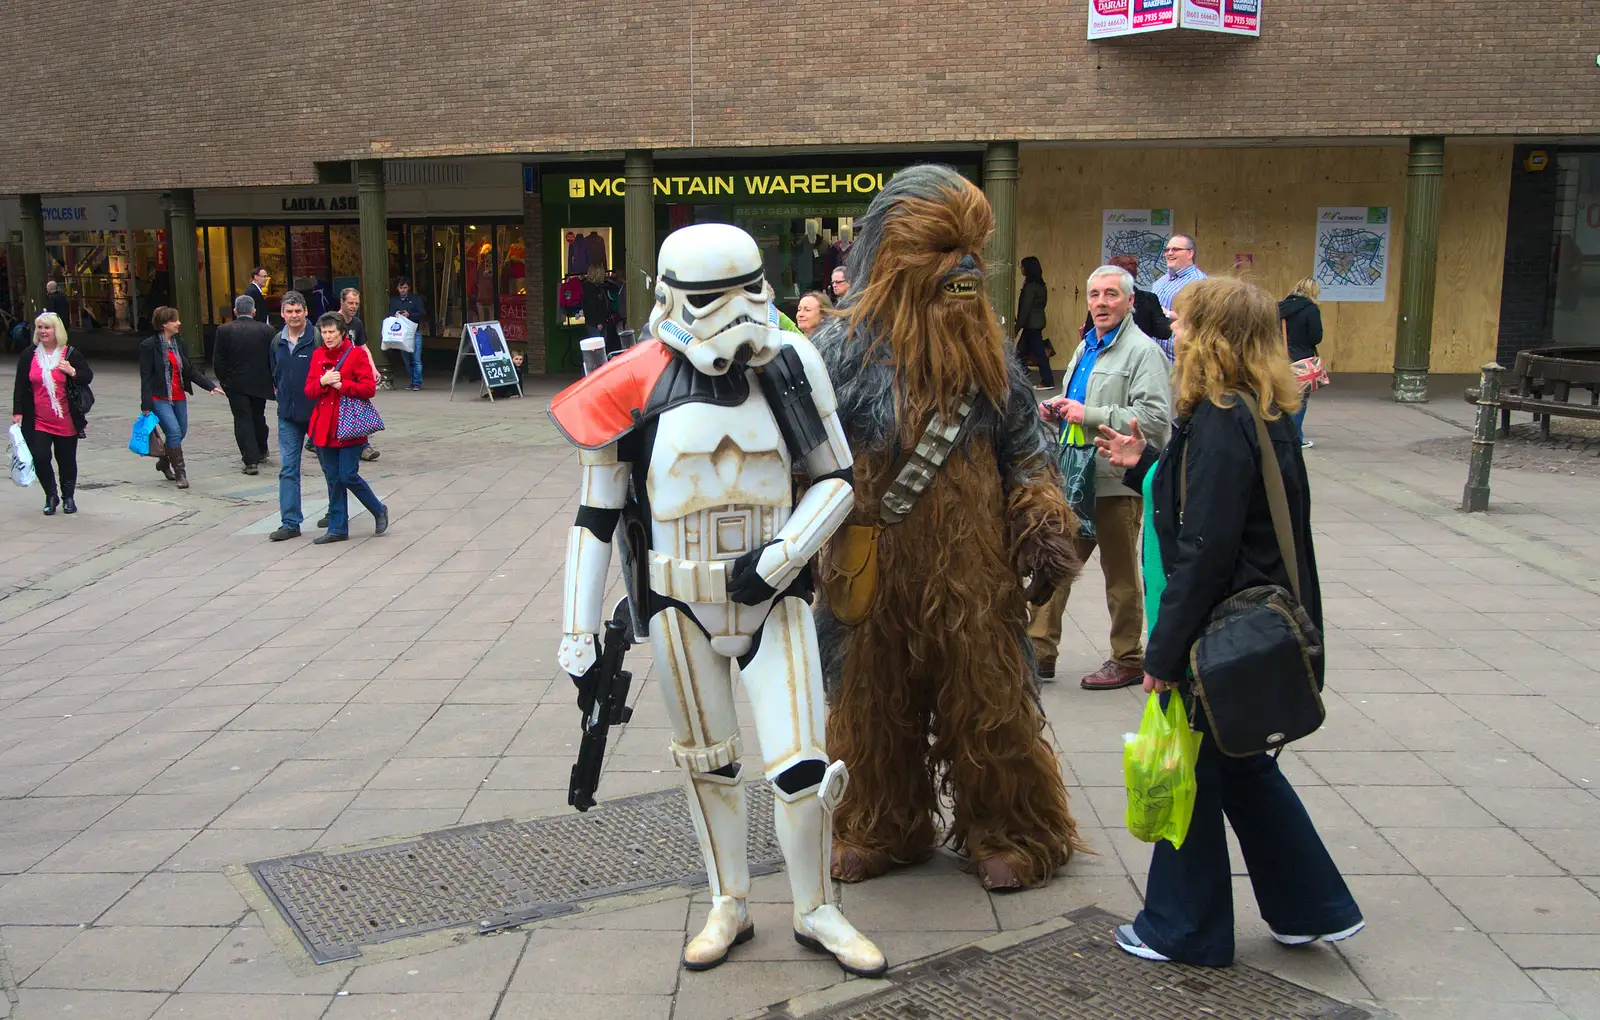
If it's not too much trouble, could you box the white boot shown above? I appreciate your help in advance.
[684,894,754,970]
[681,766,753,970]
[774,761,887,978]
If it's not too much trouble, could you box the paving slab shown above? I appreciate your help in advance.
[3,370,1600,1017]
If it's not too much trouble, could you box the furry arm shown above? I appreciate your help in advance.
[558,445,630,676]
[996,356,1059,493]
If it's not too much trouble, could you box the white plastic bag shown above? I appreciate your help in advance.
[10,423,36,487]
[380,315,418,353]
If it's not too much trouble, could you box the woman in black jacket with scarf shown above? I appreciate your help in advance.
[12,312,92,515]
[1279,278,1324,447]
[1093,277,1361,968]
[139,306,223,489]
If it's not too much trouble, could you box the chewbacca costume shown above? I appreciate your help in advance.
[813,165,1088,890]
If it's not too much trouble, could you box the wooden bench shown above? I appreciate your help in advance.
[1463,346,1600,438]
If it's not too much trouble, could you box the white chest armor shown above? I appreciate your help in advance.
[647,390,793,552]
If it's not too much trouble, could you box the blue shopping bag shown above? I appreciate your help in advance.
[129,412,159,456]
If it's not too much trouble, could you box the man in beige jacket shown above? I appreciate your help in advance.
[1031,264,1172,689]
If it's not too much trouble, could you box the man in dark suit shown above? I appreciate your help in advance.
[43,280,70,322]
[246,267,270,325]
[213,295,277,473]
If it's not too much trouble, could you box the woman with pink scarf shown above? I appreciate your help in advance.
[11,312,93,515]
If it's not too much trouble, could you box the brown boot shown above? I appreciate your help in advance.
[171,448,190,489]
[1080,660,1142,691]
[156,454,175,481]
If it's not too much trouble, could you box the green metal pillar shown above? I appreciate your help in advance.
[1392,136,1445,403]
[19,193,46,322]
[983,142,1020,331]
[356,159,389,363]
[624,150,655,333]
[168,188,203,358]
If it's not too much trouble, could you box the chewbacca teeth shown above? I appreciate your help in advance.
[942,279,979,296]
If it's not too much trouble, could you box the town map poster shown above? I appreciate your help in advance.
[1314,207,1391,302]
[1101,209,1174,287]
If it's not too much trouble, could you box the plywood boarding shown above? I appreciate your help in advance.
[1016,143,1510,374]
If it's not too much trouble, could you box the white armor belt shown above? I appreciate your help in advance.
[649,551,735,604]
[672,732,743,772]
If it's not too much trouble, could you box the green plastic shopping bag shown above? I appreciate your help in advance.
[1123,692,1202,848]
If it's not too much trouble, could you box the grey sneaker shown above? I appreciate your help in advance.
[1113,925,1169,962]
[1272,920,1364,946]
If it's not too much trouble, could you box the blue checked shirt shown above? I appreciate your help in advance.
[1151,264,1208,312]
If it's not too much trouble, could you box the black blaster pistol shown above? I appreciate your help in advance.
[567,601,635,812]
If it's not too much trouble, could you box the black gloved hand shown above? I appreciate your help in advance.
[727,540,782,606]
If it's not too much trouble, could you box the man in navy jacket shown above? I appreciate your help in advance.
[268,291,317,541]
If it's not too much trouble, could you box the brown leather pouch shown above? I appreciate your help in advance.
[823,523,882,627]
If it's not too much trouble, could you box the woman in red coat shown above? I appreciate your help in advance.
[305,313,389,544]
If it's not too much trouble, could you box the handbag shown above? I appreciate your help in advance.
[1185,393,1326,758]
[1282,319,1330,392]
[64,347,94,428]
[823,389,976,626]
[1054,422,1096,539]
[330,347,386,443]
[1291,356,1331,392]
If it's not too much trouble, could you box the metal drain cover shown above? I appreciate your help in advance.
[249,783,779,963]
[760,907,1371,1020]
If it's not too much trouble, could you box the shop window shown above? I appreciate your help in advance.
[466,224,495,323]
[558,227,613,328]
[205,227,231,324]
[132,229,168,330]
[290,225,331,317]
[230,226,255,306]
[386,229,403,296]
[1552,153,1600,347]
[258,226,288,317]
[408,224,436,335]
[497,225,526,341]
[433,225,463,336]
[329,224,362,298]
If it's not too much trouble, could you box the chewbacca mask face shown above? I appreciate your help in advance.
[848,168,1010,423]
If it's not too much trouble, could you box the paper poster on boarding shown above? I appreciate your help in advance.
[1101,209,1173,287]
[1313,207,1391,302]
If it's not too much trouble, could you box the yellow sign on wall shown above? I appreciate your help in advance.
[551,170,896,203]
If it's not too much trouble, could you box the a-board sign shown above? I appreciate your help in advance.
[448,320,524,401]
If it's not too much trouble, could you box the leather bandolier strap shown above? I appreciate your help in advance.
[880,387,978,525]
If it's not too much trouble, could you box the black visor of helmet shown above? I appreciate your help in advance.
[660,266,766,292]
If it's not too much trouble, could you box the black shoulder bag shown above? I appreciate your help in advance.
[64,347,94,432]
[1184,394,1325,758]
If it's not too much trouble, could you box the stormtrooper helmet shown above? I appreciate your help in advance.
[648,223,782,375]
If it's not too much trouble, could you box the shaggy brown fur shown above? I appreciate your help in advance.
[817,167,1088,888]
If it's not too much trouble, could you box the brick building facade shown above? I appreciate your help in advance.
[2,1,1597,383]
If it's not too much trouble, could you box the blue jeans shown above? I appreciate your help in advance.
[1132,696,1361,967]
[277,419,308,531]
[402,344,423,388]
[1291,394,1310,443]
[315,444,385,537]
[150,399,189,450]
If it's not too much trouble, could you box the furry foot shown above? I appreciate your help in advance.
[683,895,753,971]
[831,845,892,884]
[794,904,887,978]
[975,855,1027,892]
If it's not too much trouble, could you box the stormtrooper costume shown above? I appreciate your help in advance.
[549,223,885,977]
